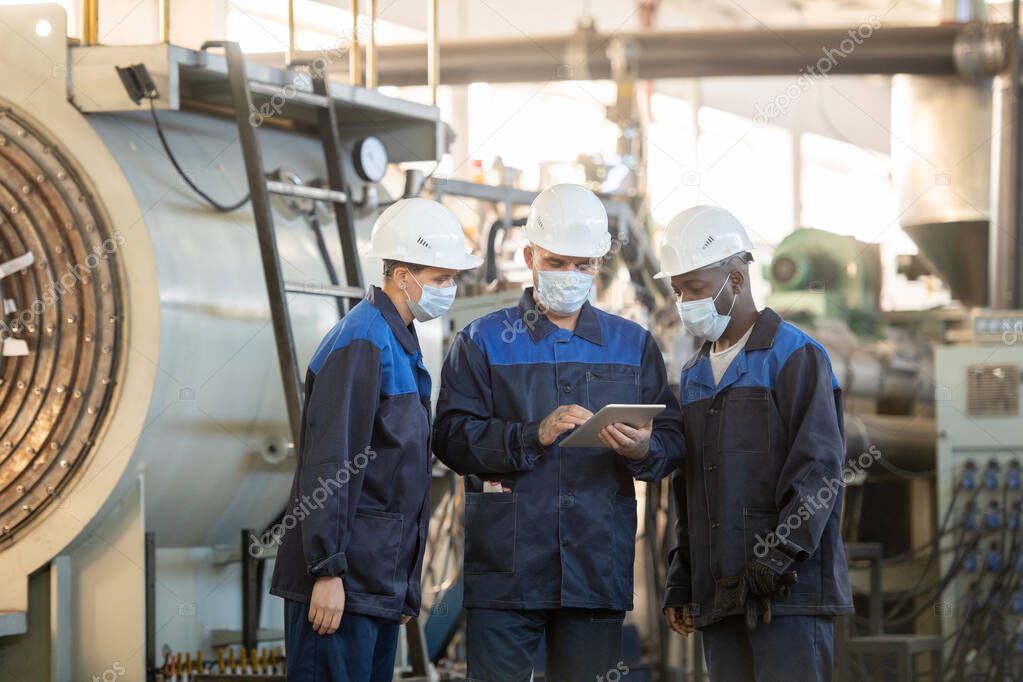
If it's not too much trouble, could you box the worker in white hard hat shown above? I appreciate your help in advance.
[433,183,684,681]
[270,197,482,682]
[657,206,852,681]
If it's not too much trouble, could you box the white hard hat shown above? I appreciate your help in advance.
[524,183,611,258]
[654,205,755,279]
[367,198,483,270]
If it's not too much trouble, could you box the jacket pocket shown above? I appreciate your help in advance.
[719,388,770,453]
[741,507,780,568]
[586,367,640,409]
[612,495,638,605]
[464,492,517,574]
[345,509,404,597]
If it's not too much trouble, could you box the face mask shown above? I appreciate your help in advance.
[535,268,595,316]
[404,272,456,322]
[676,273,736,342]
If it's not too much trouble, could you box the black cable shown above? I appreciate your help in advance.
[873,454,935,480]
[147,98,251,212]
[945,520,1023,678]
[881,485,973,620]
[881,530,981,628]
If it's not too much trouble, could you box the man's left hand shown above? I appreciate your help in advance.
[598,420,653,460]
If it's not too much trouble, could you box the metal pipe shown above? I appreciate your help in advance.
[158,0,169,43]
[349,0,361,86]
[298,24,1012,85]
[428,0,438,104]
[366,0,377,88]
[988,6,1022,308]
[943,0,986,22]
[82,0,99,45]
[989,74,1016,308]
[845,414,936,472]
[1011,0,1022,306]
[287,0,296,65]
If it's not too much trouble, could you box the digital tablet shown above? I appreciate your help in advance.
[558,404,666,448]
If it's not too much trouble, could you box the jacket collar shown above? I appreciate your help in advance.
[681,307,781,374]
[367,285,421,355]
[518,287,603,346]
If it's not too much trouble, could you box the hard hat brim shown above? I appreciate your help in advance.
[366,247,483,271]
[528,236,611,259]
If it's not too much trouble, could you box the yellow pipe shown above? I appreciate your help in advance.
[427,0,438,104]
[365,0,377,88]
[349,0,362,86]
[82,0,99,45]
[158,0,169,42]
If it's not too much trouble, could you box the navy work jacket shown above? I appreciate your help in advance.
[434,287,684,611]
[270,286,432,621]
[663,308,854,627]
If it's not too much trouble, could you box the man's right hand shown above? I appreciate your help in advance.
[308,576,345,635]
[665,606,694,637]
[538,404,593,446]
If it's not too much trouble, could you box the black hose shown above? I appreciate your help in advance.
[484,217,526,284]
[148,98,251,212]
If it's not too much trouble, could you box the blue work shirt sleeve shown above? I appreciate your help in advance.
[760,343,845,575]
[622,332,685,481]
[433,331,545,475]
[299,339,381,579]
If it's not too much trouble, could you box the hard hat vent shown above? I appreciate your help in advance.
[535,217,544,230]
[417,235,432,249]
[703,235,716,249]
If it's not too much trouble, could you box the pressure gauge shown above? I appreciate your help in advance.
[354,136,389,183]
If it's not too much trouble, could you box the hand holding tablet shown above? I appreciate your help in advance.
[559,404,666,448]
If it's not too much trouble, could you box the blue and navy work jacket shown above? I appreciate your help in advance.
[433,287,685,612]
[663,307,854,627]
[270,286,432,621]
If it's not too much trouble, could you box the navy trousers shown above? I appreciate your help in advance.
[283,598,399,682]
[701,615,835,682]
[466,607,626,682]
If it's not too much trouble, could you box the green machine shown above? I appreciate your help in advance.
[764,227,883,336]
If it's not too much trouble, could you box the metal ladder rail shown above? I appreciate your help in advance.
[311,71,363,314]
[204,41,367,449]
[213,39,304,453]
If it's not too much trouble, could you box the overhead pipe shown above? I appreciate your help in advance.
[286,23,1013,85]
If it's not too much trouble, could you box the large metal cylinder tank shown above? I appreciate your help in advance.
[0,102,349,553]
[891,74,992,306]
[0,12,448,676]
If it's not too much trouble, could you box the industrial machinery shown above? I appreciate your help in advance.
[0,4,447,679]
[934,332,1023,679]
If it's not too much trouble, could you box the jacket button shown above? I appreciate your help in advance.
[711,522,720,529]
[707,464,717,471]
[708,408,718,415]
[563,385,572,393]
